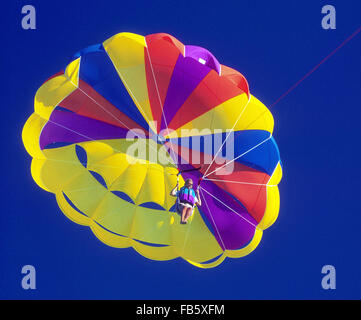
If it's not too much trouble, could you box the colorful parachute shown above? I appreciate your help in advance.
[22,32,282,268]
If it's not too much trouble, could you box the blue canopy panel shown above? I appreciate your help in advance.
[69,44,150,131]
[169,130,280,176]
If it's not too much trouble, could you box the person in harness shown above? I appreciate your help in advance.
[170,178,202,224]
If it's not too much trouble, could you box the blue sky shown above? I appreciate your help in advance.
[1,0,360,299]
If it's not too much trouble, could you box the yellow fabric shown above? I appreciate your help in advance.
[25,134,225,264]
[258,162,283,230]
[34,58,80,120]
[166,94,274,138]
[103,33,156,133]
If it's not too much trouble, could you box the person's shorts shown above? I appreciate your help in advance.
[178,201,195,214]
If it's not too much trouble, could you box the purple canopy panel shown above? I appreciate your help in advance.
[171,150,257,250]
[185,45,221,75]
[160,55,210,131]
[40,110,131,149]
[198,178,257,251]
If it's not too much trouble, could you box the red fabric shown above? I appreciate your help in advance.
[58,80,146,132]
[168,70,245,130]
[220,65,250,98]
[145,34,184,133]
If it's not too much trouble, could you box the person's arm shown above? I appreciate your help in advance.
[170,183,179,197]
[195,189,201,206]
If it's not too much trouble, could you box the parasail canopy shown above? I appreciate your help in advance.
[22,32,282,268]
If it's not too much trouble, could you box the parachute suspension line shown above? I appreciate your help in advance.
[177,167,202,176]
[37,84,79,160]
[39,119,173,181]
[199,100,217,183]
[64,74,160,156]
[103,51,155,129]
[199,188,226,251]
[65,73,141,138]
[44,117,121,155]
[41,117,166,170]
[144,42,179,168]
[199,186,260,230]
[203,178,276,187]
[203,134,272,178]
[202,95,251,178]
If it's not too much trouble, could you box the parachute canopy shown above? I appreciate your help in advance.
[22,32,282,268]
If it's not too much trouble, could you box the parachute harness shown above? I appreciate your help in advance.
[174,167,203,214]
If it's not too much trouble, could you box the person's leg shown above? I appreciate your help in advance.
[181,205,187,223]
[184,207,193,223]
